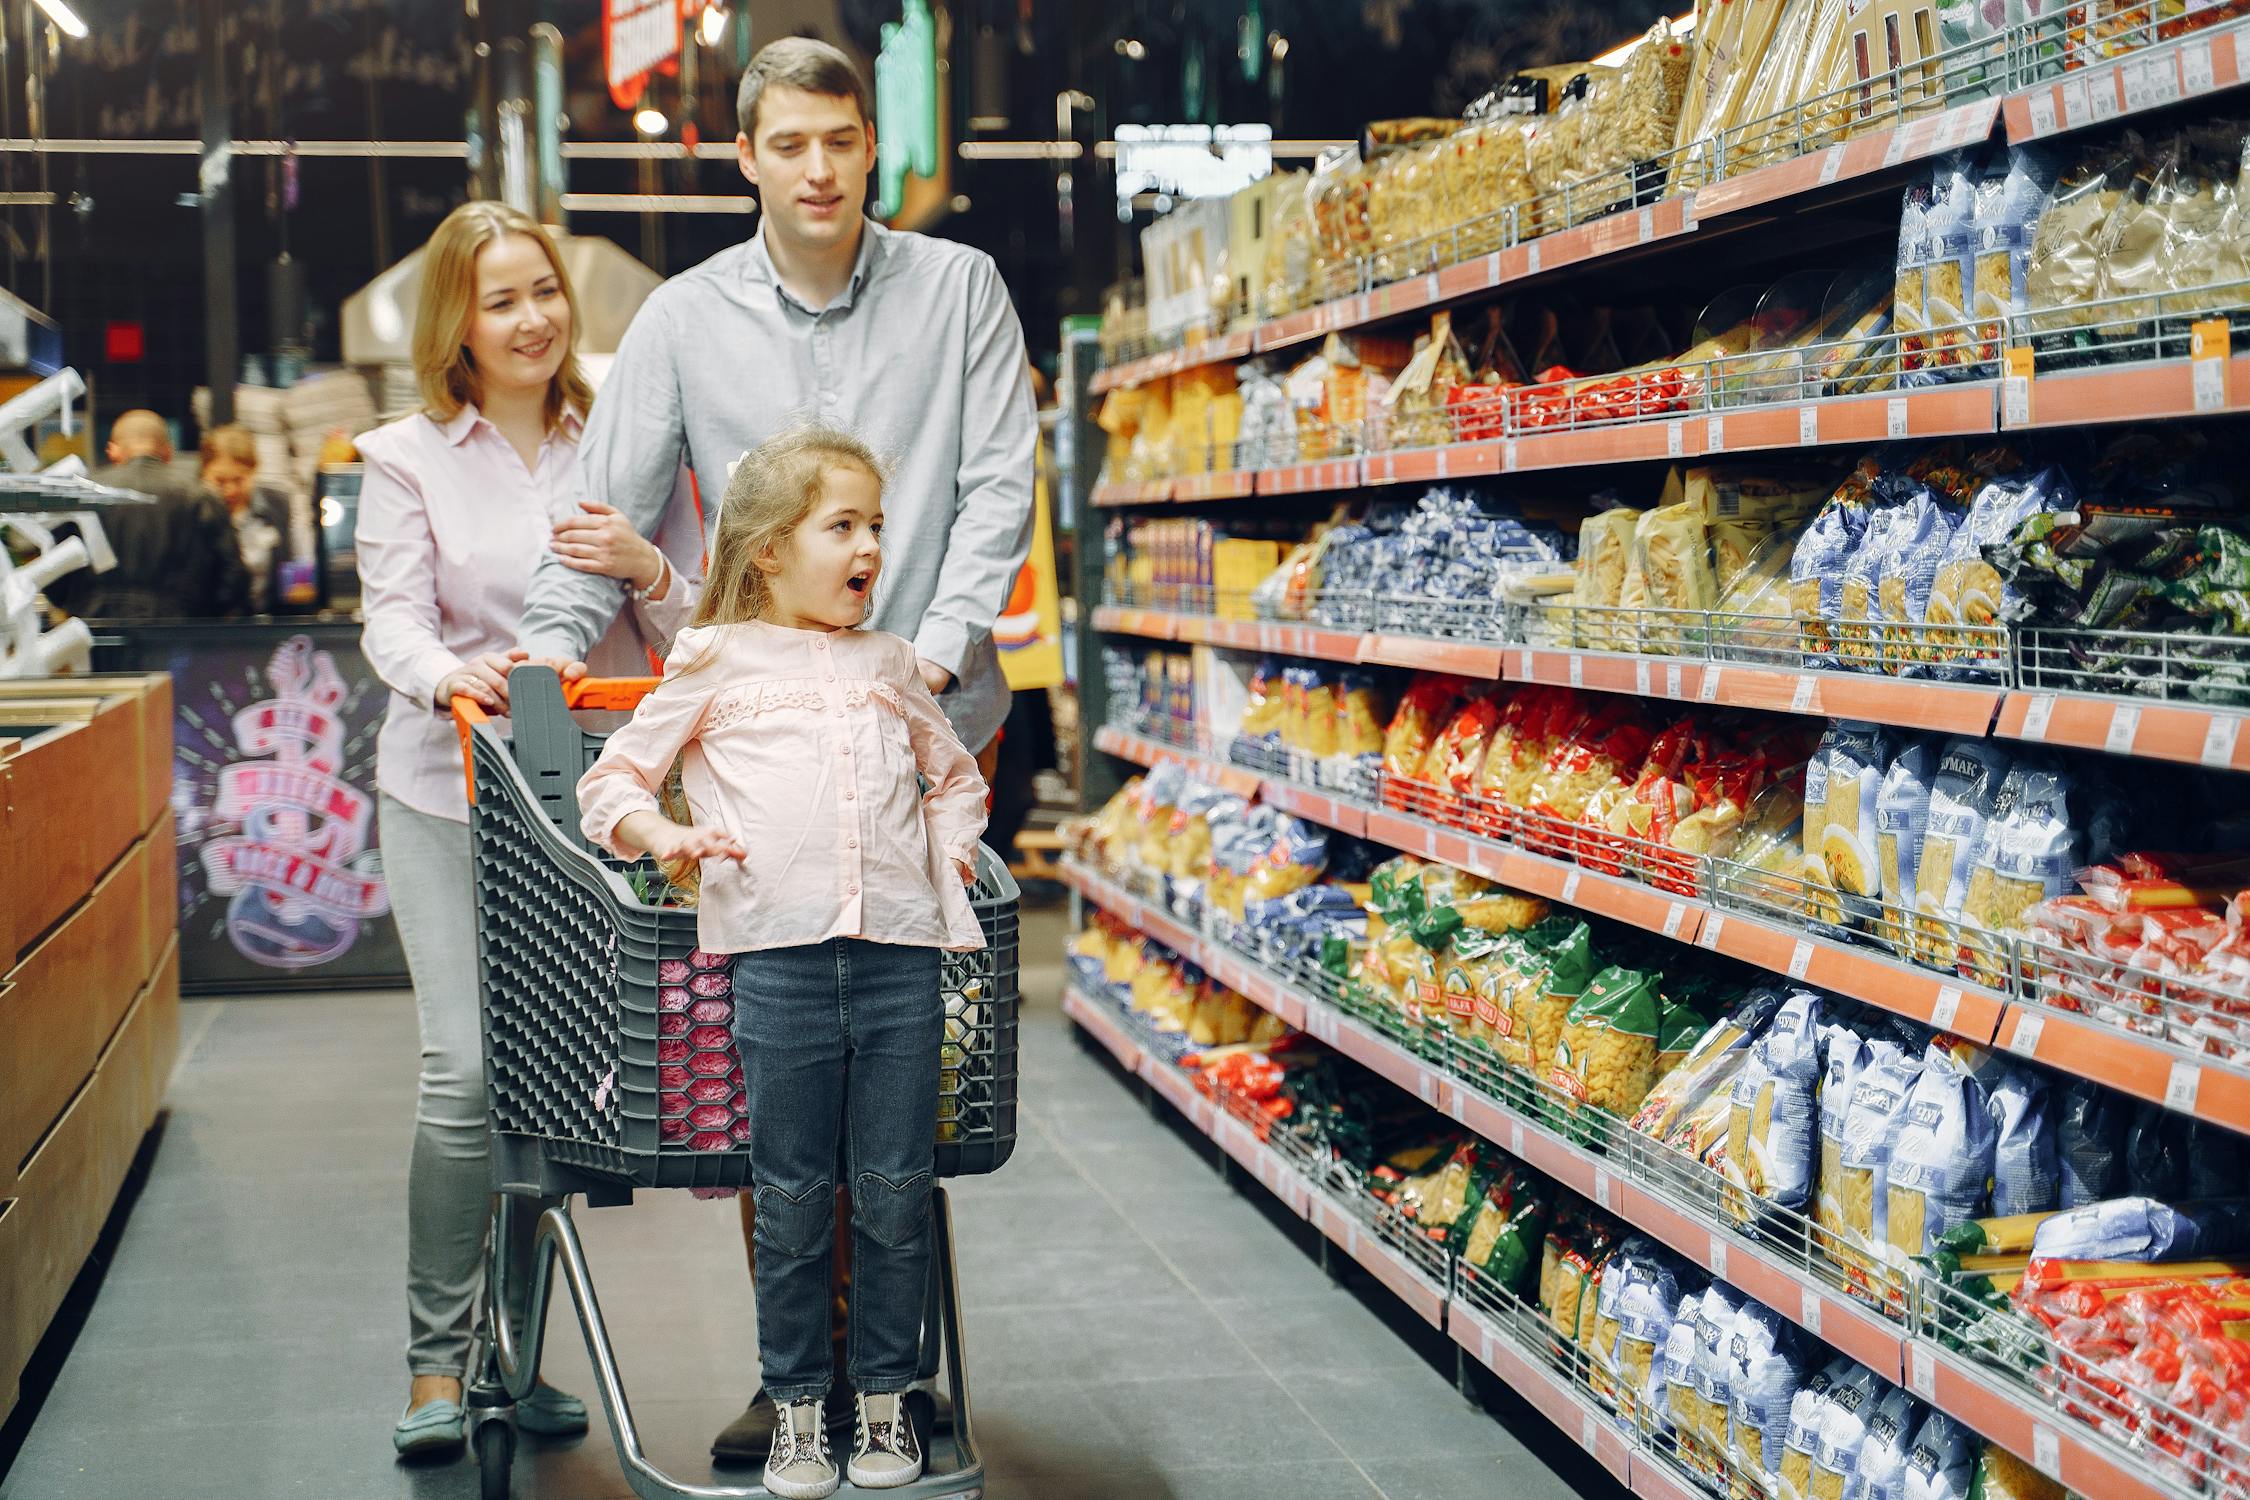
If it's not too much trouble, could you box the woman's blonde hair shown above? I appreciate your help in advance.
[411,201,593,430]
[693,425,886,633]
[198,422,257,471]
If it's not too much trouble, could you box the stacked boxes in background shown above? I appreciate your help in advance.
[0,675,179,1420]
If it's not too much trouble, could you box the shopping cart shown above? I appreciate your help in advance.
[451,666,1020,1500]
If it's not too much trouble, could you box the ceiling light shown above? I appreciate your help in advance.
[1116,38,1145,60]
[1269,33,1290,61]
[699,5,729,47]
[30,0,87,39]
[634,107,668,136]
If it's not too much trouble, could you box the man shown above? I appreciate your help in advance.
[507,35,1035,1468]
[47,410,248,620]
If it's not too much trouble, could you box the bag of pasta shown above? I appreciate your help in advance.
[1817,1029,1877,1248]
[1688,1286,1746,1467]
[1430,694,1505,800]
[1972,1442,2066,1500]
[1504,917,1596,1083]
[1820,722,1893,921]
[1527,711,1655,829]
[1286,666,1342,759]
[1928,469,2069,671]
[1621,498,1718,655]
[1900,1413,1978,1500]
[1778,1360,1847,1500]
[1239,659,1288,747]
[1572,506,1646,648]
[1875,741,1938,950]
[1853,1384,1922,1500]
[1957,760,2079,986]
[1809,1364,1886,1500]
[1334,669,1390,771]
[1381,677,1464,789]
[1837,1049,1926,1295]
[1885,1049,1997,1274]
[1723,989,1824,1224]
[1633,985,1786,1143]
[1611,1247,1684,1426]
[1490,688,1593,811]
[1245,817,1330,907]
[1431,930,1505,1042]
[1462,1164,1549,1292]
[1728,1301,1805,1489]
[1986,1064,2059,1220]
[1873,488,1961,678]
[1553,964,1663,1124]
[1912,738,2013,969]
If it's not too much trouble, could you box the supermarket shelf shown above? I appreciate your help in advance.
[1088,330,1257,396]
[1997,688,2250,771]
[1090,478,1175,507]
[1254,456,1363,496]
[2001,18,2250,144]
[2012,351,2250,429]
[1092,722,2009,1047]
[1690,99,1999,221]
[1065,861,2202,1500]
[1172,469,1258,502]
[1510,649,2006,737]
[1997,999,2250,1138]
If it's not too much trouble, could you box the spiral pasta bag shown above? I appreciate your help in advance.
[1885,1053,1998,1267]
[1554,965,1664,1119]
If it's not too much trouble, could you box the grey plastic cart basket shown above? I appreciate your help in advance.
[463,666,1020,1196]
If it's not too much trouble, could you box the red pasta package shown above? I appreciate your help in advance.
[1381,677,1466,801]
[1525,708,1654,839]
[1434,695,1506,795]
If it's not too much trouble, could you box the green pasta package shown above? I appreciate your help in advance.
[1552,965,1664,1123]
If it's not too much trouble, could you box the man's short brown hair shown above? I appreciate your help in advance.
[736,36,871,142]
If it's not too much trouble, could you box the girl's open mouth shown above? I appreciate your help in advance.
[847,573,871,595]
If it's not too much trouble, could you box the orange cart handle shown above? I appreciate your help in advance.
[449,673,661,806]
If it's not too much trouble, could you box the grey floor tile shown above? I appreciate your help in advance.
[1162,1460,1383,1500]
[1205,1291,1438,1374]
[1275,1368,1527,1464]
[1096,1372,1343,1477]
[963,1295,1264,1384]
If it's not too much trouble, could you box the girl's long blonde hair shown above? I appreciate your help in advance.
[411,201,595,430]
[693,425,887,633]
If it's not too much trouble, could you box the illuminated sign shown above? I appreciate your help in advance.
[1113,124,1273,205]
[606,0,683,110]
[873,0,939,217]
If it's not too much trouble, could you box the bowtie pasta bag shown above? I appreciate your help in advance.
[1723,988,1824,1225]
[1884,1049,1999,1275]
[1838,1049,1927,1292]
[1911,738,2015,968]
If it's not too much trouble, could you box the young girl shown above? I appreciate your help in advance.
[577,428,988,1499]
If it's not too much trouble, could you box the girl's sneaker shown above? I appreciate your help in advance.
[847,1391,925,1490]
[763,1396,839,1500]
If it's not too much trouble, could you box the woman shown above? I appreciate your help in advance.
[198,423,279,612]
[356,200,705,1461]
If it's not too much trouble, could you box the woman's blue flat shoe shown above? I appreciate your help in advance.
[393,1398,467,1459]
[516,1384,590,1438]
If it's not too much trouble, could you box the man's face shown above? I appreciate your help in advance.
[738,86,874,254]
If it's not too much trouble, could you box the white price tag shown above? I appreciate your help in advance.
[1709,1239,1727,1278]
[1509,1119,1525,1156]
[1667,419,1685,458]
[1418,1072,1441,1106]
[1519,649,1535,679]
[1788,939,1815,980]
[1680,191,1698,231]
[1909,1344,1936,1399]
[2104,704,2141,755]
[1932,986,1964,1032]
[1435,448,1449,479]
[2027,89,2059,138]
[1882,128,1910,168]
[1562,870,1583,904]
[2087,73,2121,122]
[1635,659,1652,696]
[1638,206,1655,244]
[1426,270,1441,303]
[1526,240,1542,275]
[1486,250,1503,285]
[1594,1169,1614,1211]
[1664,903,1688,939]
[1582,1412,1599,1451]
[1886,396,1910,439]
[2032,1426,2061,1475]
[1503,438,1520,472]
[2201,713,2242,768]
[1801,1287,1824,1336]
[1800,404,1820,446]
[2062,74,2092,126]
[2012,1011,2047,1058]
[1818,144,1847,184]
[1707,415,1726,452]
[2183,37,2217,96]
[1699,913,1727,952]
[1699,667,1724,704]
[1568,654,1584,689]
[2195,348,2228,413]
[1790,675,1819,714]
[2020,693,2057,741]
[1665,664,1683,699]
[2124,53,2181,112]
[2166,1060,2203,1112]
[2003,375,2031,426]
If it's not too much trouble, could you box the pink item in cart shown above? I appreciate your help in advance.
[688,1130,733,1152]
[658,985,692,1013]
[688,949,731,971]
[730,1118,752,1144]
[687,1076,732,1104]
[659,1064,691,1091]
[658,1039,691,1065]
[688,1102,732,1131]
[658,1011,690,1038]
[688,999,732,1025]
[658,960,693,986]
[660,1089,690,1117]
[659,1117,691,1142]
[688,1025,732,1051]
[688,1051,733,1079]
[688,972,731,998]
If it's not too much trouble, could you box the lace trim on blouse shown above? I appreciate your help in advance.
[703,677,907,733]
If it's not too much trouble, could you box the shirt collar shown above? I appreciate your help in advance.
[744,218,889,314]
[439,402,584,447]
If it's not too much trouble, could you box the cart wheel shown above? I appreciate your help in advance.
[474,1418,514,1500]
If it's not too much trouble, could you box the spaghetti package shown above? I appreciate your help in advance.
[1912,738,2015,969]
[1838,1050,1927,1289]
[1885,1050,1998,1266]
[1875,741,1939,938]
[1724,988,1824,1222]
[1986,1065,2060,1219]
[1727,1301,1804,1487]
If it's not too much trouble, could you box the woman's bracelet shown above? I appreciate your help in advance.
[628,549,671,603]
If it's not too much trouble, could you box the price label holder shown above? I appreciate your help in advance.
[2026,87,2060,137]
[2105,703,2142,756]
[1932,986,1963,1032]
[1699,667,1723,704]
[1594,1169,1614,1211]
[1638,206,1655,243]
[1819,144,1847,183]
[1663,903,1688,939]
[2032,1426,2061,1475]
[1503,438,1519,472]
[2062,74,2092,127]
[2193,318,2230,413]
[2166,1060,2203,1112]
[2124,51,2182,112]
[1699,913,1727,952]
[2003,345,2035,425]
[2086,70,2121,123]
[1801,1287,1824,1336]
[1519,649,1535,679]
[1909,1344,1936,1400]
[1581,1413,1599,1452]
[1789,939,1815,980]
[1526,241,1542,275]
[1665,664,1684,699]
[1509,1119,1525,1155]
[1886,396,1909,439]
[1709,1239,1727,1278]
[2012,1011,2047,1059]
[2020,692,2057,741]
[1562,870,1583,905]
[1799,404,1820,445]
[1568,655,1584,689]
[1635,659,1653,696]
[1707,414,1726,452]
[2182,36,2218,96]
[1790,675,1819,714]
[2203,713,2242,768]
[1666,419,1685,458]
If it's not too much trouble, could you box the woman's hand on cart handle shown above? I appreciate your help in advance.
[616,810,747,866]
[952,855,976,887]
[434,662,506,714]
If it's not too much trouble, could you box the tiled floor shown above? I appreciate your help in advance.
[1,903,1628,1500]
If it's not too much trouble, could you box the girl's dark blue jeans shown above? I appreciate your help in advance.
[730,938,942,1403]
